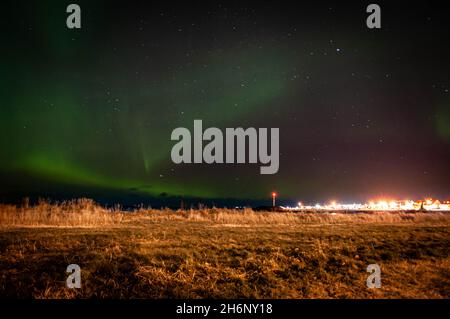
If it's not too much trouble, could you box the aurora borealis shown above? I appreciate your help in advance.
[1,1,449,206]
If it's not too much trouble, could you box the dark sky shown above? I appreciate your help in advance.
[1,0,449,207]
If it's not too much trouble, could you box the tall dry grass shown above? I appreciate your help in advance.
[130,207,449,225]
[0,198,124,227]
[0,199,448,228]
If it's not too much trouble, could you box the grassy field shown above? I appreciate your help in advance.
[0,199,449,298]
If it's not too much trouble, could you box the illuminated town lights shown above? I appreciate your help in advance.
[290,197,450,211]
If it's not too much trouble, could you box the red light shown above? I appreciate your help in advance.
[272,192,277,197]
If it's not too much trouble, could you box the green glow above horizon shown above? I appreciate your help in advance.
[3,2,449,202]
[1,41,295,199]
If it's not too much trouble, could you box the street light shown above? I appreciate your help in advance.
[272,192,277,207]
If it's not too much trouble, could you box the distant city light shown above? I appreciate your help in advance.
[292,198,450,211]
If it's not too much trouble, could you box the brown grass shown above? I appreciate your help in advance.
[0,200,449,298]
[0,199,124,227]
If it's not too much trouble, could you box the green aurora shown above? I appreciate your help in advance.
[2,1,449,204]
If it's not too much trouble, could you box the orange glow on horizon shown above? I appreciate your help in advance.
[294,197,450,211]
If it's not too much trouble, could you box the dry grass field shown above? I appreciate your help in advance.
[0,199,449,298]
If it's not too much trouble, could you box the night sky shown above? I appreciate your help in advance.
[1,1,449,207]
